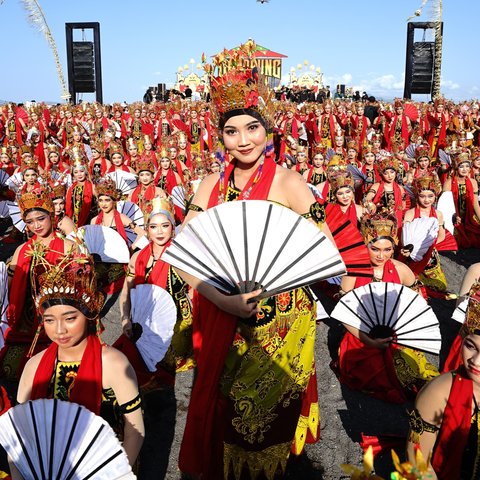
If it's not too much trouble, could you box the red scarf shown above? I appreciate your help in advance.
[7,237,64,331]
[155,168,177,195]
[387,114,409,148]
[107,164,130,174]
[431,367,472,479]
[180,153,277,478]
[65,180,93,227]
[326,202,358,227]
[30,335,103,415]
[95,209,128,245]
[131,184,156,205]
[134,241,171,288]
[373,181,404,226]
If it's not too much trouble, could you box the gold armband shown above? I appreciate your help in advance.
[127,222,137,230]
[7,266,15,277]
[302,202,325,224]
[187,203,204,213]
[407,408,439,444]
[119,393,142,414]
[126,269,135,278]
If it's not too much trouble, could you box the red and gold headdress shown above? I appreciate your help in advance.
[0,146,11,158]
[313,144,327,157]
[90,141,104,154]
[412,174,442,196]
[360,212,398,246]
[205,40,276,128]
[378,154,400,172]
[362,144,375,156]
[95,177,119,201]
[346,139,358,152]
[126,137,138,151]
[19,144,33,157]
[135,155,156,174]
[108,142,125,158]
[146,196,175,226]
[165,136,178,150]
[452,150,472,169]
[46,144,60,158]
[18,187,54,217]
[326,155,347,175]
[414,144,431,161]
[66,146,87,168]
[329,170,354,193]
[21,155,39,173]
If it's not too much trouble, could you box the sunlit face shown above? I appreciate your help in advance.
[111,153,124,167]
[168,148,177,160]
[42,304,89,350]
[436,104,444,114]
[23,169,38,185]
[296,151,307,164]
[286,111,294,119]
[395,106,403,115]
[222,114,267,165]
[417,156,430,170]
[190,111,198,119]
[312,154,324,168]
[31,112,39,122]
[48,152,60,165]
[128,146,138,157]
[335,186,354,206]
[381,168,396,183]
[134,109,141,119]
[65,110,73,119]
[95,109,103,119]
[368,238,394,268]
[473,157,480,168]
[144,141,153,151]
[139,171,154,186]
[98,195,115,213]
[356,106,364,116]
[160,157,171,170]
[457,162,471,177]
[178,140,187,150]
[73,131,82,143]
[347,148,357,159]
[0,153,10,165]
[147,213,174,246]
[416,190,436,208]
[24,209,52,237]
[160,111,167,119]
[91,149,100,160]
[73,167,86,182]
[462,334,480,385]
[364,152,375,165]
[210,162,220,173]
[373,140,381,148]
[53,198,65,216]
[335,136,344,147]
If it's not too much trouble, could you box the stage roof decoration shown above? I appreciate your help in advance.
[288,60,324,89]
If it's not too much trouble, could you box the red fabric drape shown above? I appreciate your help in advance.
[451,176,480,248]
[134,241,171,288]
[31,335,103,415]
[95,209,128,245]
[65,181,93,227]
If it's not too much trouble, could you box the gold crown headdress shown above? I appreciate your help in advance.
[67,146,87,168]
[32,250,104,319]
[46,144,60,157]
[0,146,11,158]
[175,131,188,145]
[329,170,354,193]
[326,155,347,176]
[414,144,431,161]
[453,150,472,169]
[126,137,138,150]
[135,155,156,174]
[165,136,178,150]
[412,174,442,196]
[19,144,33,157]
[21,155,39,173]
[362,144,375,156]
[378,154,400,172]
[146,196,175,225]
[158,146,169,159]
[95,177,119,201]
[205,40,276,129]
[360,212,398,246]
[464,297,480,336]
[108,142,124,157]
[128,102,143,115]
[90,141,104,154]
[18,187,54,217]
[50,182,66,200]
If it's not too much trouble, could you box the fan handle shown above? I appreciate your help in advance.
[369,325,396,340]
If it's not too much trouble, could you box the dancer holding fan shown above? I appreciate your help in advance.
[173,41,342,480]
[14,251,144,470]
[334,213,438,404]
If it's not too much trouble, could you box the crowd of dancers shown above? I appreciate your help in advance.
[1,41,480,479]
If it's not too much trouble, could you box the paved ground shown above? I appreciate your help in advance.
[1,248,478,479]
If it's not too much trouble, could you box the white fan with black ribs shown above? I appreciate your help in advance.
[0,398,135,480]
[163,200,346,299]
[401,217,439,262]
[0,262,8,351]
[452,296,468,324]
[117,201,145,227]
[6,200,25,232]
[331,282,441,354]
[0,170,10,189]
[437,191,456,235]
[171,185,187,211]
[79,225,130,263]
[106,171,138,196]
[131,284,177,372]
[5,172,23,194]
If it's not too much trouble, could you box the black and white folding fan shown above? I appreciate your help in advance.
[405,143,417,160]
[331,282,441,354]
[401,217,439,262]
[0,201,9,218]
[0,398,135,480]
[79,225,130,263]
[131,284,177,372]
[6,200,25,232]
[163,200,346,299]
[438,149,451,166]
[171,185,187,211]
[0,170,10,188]
[117,200,145,227]
[437,191,456,235]
[5,172,23,194]
[347,164,368,183]
[106,171,138,196]
[452,296,468,324]
[306,183,323,201]
[0,262,8,351]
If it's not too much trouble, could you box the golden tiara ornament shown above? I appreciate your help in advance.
[360,212,399,246]
[18,187,54,217]
[412,174,441,196]
[95,177,119,201]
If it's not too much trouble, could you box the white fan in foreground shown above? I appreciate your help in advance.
[401,217,439,262]
[0,399,135,480]
[80,225,130,263]
[163,200,346,299]
[107,171,138,196]
[131,284,177,372]
[437,191,456,235]
[117,200,145,228]
[452,296,468,324]
[331,282,441,354]
[6,201,25,232]
[5,172,23,193]
[171,185,187,210]
[0,262,8,351]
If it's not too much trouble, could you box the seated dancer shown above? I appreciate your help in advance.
[107,142,136,175]
[16,251,144,467]
[334,213,438,404]
[443,150,480,248]
[303,145,327,186]
[154,147,182,195]
[44,144,70,176]
[407,295,480,479]
[88,140,111,181]
[128,155,165,221]
[177,42,329,479]
[19,155,41,194]
[90,177,145,294]
[65,147,95,227]
[49,181,75,238]
[0,187,76,381]
[401,175,454,298]
[118,197,194,388]
[404,144,435,187]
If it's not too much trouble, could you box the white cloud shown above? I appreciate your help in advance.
[440,78,460,90]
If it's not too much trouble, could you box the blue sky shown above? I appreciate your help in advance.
[1,0,478,103]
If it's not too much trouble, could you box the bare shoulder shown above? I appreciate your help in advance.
[189,173,220,209]
[274,165,305,186]
[436,209,444,222]
[102,344,130,367]
[391,259,415,282]
[403,208,415,222]
[415,372,453,417]
[23,349,47,373]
